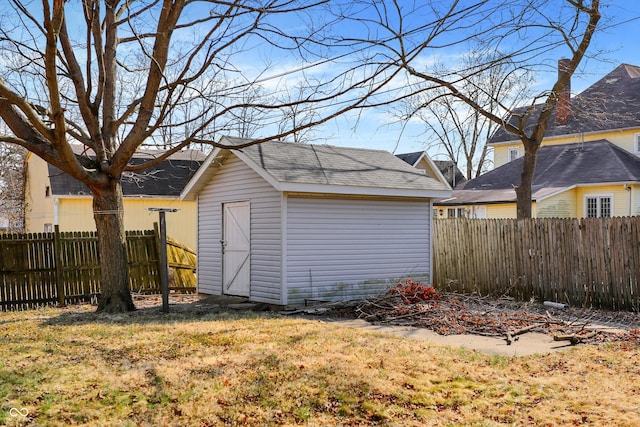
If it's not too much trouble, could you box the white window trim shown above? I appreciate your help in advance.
[584,193,614,218]
[508,147,520,162]
[634,133,640,155]
[446,207,469,218]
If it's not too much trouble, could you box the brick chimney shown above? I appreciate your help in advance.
[556,58,572,125]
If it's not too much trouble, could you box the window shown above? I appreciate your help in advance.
[447,208,468,218]
[635,133,640,155]
[472,206,487,219]
[508,147,520,162]
[585,195,612,218]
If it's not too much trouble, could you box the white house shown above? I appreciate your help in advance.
[181,137,451,306]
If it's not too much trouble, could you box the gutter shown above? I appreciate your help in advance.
[488,127,640,147]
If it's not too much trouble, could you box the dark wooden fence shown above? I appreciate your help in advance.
[0,226,196,310]
[433,217,640,311]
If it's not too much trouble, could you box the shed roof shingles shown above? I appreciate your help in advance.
[237,141,450,192]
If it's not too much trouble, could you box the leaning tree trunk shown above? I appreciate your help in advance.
[92,179,136,312]
[515,147,538,219]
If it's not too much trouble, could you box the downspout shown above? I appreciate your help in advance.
[625,184,632,216]
[54,196,59,226]
[429,199,434,285]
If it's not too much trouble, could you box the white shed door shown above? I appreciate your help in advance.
[222,201,250,297]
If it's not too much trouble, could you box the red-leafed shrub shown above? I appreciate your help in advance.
[390,279,441,304]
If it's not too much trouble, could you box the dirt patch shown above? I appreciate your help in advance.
[132,292,201,309]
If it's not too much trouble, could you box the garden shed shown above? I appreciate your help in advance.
[181,136,451,306]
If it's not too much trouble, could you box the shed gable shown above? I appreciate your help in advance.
[196,155,283,303]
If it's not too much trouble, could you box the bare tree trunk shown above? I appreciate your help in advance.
[465,157,473,182]
[515,147,537,219]
[474,144,489,179]
[93,179,135,312]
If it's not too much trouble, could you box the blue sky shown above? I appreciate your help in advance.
[319,1,640,158]
[1,0,638,162]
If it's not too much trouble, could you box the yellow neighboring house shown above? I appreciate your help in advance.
[435,62,640,218]
[24,147,205,248]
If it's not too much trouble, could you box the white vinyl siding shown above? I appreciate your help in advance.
[285,196,430,305]
[197,155,282,303]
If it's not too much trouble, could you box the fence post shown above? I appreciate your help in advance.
[53,225,66,307]
[150,208,179,312]
[157,216,169,313]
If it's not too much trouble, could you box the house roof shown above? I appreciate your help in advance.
[438,140,640,205]
[433,160,467,188]
[182,137,452,200]
[396,151,466,188]
[49,148,205,197]
[395,151,424,166]
[489,64,640,144]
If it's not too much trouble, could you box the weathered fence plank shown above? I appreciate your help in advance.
[167,237,197,291]
[433,217,640,312]
[0,226,197,310]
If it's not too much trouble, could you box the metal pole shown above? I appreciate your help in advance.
[148,207,178,313]
[158,210,169,313]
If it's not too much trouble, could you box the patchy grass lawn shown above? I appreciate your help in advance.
[1,304,639,426]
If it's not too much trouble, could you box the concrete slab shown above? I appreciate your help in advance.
[327,319,574,356]
[193,295,249,307]
[227,303,261,310]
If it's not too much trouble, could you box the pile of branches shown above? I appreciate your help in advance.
[320,280,640,346]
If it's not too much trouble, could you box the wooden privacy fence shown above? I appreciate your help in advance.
[433,217,640,311]
[0,226,196,310]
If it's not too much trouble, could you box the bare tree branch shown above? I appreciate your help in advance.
[337,0,601,217]
[0,0,397,311]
